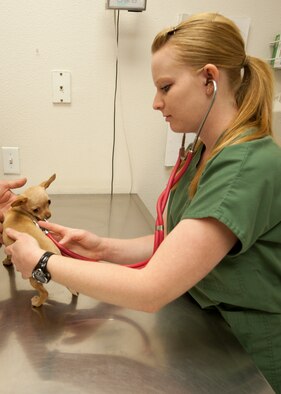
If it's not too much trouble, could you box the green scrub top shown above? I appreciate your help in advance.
[167,135,281,393]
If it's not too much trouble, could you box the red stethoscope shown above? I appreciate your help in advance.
[45,80,217,269]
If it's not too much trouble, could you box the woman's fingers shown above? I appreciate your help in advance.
[38,221,66,235]
[5,227,21,241]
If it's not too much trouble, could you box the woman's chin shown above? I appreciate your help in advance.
[170,127,186,134]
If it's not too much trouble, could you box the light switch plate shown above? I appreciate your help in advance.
[2,147,20,174]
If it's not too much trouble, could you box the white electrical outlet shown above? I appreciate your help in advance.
[52,70,71,103]
[2,147,20,174]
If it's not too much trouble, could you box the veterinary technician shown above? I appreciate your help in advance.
[1,13,281,393]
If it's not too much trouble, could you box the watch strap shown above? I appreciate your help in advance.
[32,251,54,283]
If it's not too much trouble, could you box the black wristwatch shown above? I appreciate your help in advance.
[32,251,54,284]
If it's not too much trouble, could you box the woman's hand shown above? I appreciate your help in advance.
[0,178,27,245]
[38,221,104,261]
[4,228,45,279]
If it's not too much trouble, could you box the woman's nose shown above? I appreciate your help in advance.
[153,93,164,111]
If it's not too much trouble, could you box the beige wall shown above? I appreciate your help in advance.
[1,0,280,216]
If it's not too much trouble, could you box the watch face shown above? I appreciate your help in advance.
[32,268,49,284]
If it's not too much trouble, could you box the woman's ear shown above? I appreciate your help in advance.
[202,64,219,95]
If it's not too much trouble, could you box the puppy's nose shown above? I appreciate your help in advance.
[45,212,51,220]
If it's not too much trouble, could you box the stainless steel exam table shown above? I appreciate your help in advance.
[0,194,274,394]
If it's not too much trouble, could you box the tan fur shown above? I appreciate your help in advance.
[2,174,74,307]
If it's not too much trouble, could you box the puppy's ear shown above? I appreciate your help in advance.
[40,174,56,189]
[11,195,28,208]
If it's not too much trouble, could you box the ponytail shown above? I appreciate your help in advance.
[189,56,274,198]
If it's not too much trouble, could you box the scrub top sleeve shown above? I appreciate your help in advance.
[182,142,277,254]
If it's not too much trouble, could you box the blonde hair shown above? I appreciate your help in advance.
[152,13,274,197]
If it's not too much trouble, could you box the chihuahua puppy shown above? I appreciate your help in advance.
[2,174,69,307]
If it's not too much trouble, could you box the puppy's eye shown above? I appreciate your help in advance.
[33,208,39,214]
[48,200,51,205]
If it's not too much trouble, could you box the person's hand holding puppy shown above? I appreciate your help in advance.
[4,228,44,278]
[0,178,27,246]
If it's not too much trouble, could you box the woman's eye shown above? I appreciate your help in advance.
[161,84,171,93]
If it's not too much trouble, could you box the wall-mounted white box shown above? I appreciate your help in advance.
[106,0,146,11]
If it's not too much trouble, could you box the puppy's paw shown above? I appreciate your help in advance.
[68,287,79,297]
[2,257,12,266]
[31,295,45,308]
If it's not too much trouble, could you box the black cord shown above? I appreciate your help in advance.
[111,10,120,196]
